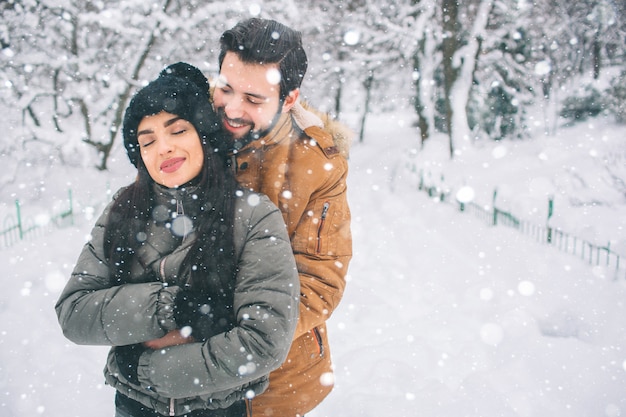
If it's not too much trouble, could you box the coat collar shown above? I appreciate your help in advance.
[232,103,352,158]
[152,182,204,222]
[233,112,294,153]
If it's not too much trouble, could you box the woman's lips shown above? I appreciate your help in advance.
[160,157,185,173]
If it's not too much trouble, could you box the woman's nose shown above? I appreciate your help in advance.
[157,137,173,155]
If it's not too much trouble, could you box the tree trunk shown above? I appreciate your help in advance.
[359,73,373,143]
[412,30,437,147]
[413,54,430,145]
[593,30,601,80]
[410,0,438,147]
[444,0,493,158]
[334,74,343,117]
[441,0,459,158]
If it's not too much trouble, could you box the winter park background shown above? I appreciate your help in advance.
[2,1,626,417]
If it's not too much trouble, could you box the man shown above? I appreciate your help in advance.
[212,18,353,417]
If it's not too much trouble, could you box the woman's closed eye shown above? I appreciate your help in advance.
[139,139,155,148]
[168,119,192,135]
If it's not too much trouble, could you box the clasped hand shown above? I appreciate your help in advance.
[143,328,195,350]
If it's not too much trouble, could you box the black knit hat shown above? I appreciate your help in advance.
[122,62,221,167]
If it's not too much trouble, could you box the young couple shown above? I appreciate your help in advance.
[56,18,353,417]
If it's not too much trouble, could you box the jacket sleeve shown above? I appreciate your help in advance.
[55,196,178,346]
[134,195,299,398]
[281,144,352,339]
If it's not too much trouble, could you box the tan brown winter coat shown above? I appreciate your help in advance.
[227,101,353,416]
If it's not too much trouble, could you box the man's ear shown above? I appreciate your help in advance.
[281,89,300,113]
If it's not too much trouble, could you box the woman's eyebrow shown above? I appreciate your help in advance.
[137,127,153,137]
[164,116,183,127]
[137,116,183,137]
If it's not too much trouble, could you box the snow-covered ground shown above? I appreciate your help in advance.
[1,112,625,417]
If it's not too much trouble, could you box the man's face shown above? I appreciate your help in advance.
[213,51,297,140]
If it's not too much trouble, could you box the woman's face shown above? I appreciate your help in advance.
[137,111,204,188]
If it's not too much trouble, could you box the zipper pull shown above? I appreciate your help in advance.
[316,202,330,253]
[321,202,330,220]
[312,328,325,357]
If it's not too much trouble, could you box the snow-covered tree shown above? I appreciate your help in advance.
[469,0,536,141]
[523,0,625,134]
[1,0,624,183]
[441,0,495,158]
[410,0,441,146]
[0,0,300,180]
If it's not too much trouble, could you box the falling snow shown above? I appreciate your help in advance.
[0,111,625,417]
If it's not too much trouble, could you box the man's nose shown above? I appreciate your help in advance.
[223,95,244,118]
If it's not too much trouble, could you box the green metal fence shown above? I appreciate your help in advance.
[1,189,73,250]
[419,171,625,280]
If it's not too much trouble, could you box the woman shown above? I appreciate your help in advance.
[55,62,299,417]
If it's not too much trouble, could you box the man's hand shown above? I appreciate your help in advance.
[143,328,194,350]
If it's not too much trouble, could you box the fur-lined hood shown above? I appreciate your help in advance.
[290,100,353,158]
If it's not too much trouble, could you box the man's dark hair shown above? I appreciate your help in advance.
[219,18,308,101]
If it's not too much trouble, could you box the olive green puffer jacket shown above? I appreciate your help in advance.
[55,184,299,416]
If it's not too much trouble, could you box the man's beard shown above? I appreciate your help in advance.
[215,106,284,151]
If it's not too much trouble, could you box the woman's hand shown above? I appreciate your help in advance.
[143,328,194,350]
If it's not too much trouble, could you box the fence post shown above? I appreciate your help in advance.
[68,188,74,226]
[15,200,23,240]
[546,195,554,244]
[492,189,498,226]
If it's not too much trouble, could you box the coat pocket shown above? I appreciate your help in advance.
[315,202,330,254]
[300,326,326,361]
[293,198,348,256]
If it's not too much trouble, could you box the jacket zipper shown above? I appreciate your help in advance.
[316,202,330,253]
[159,196,191,285]
[246,398,253,417]
[169,397,175,416]
[312,327,325,357]
[230,154,238,174]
